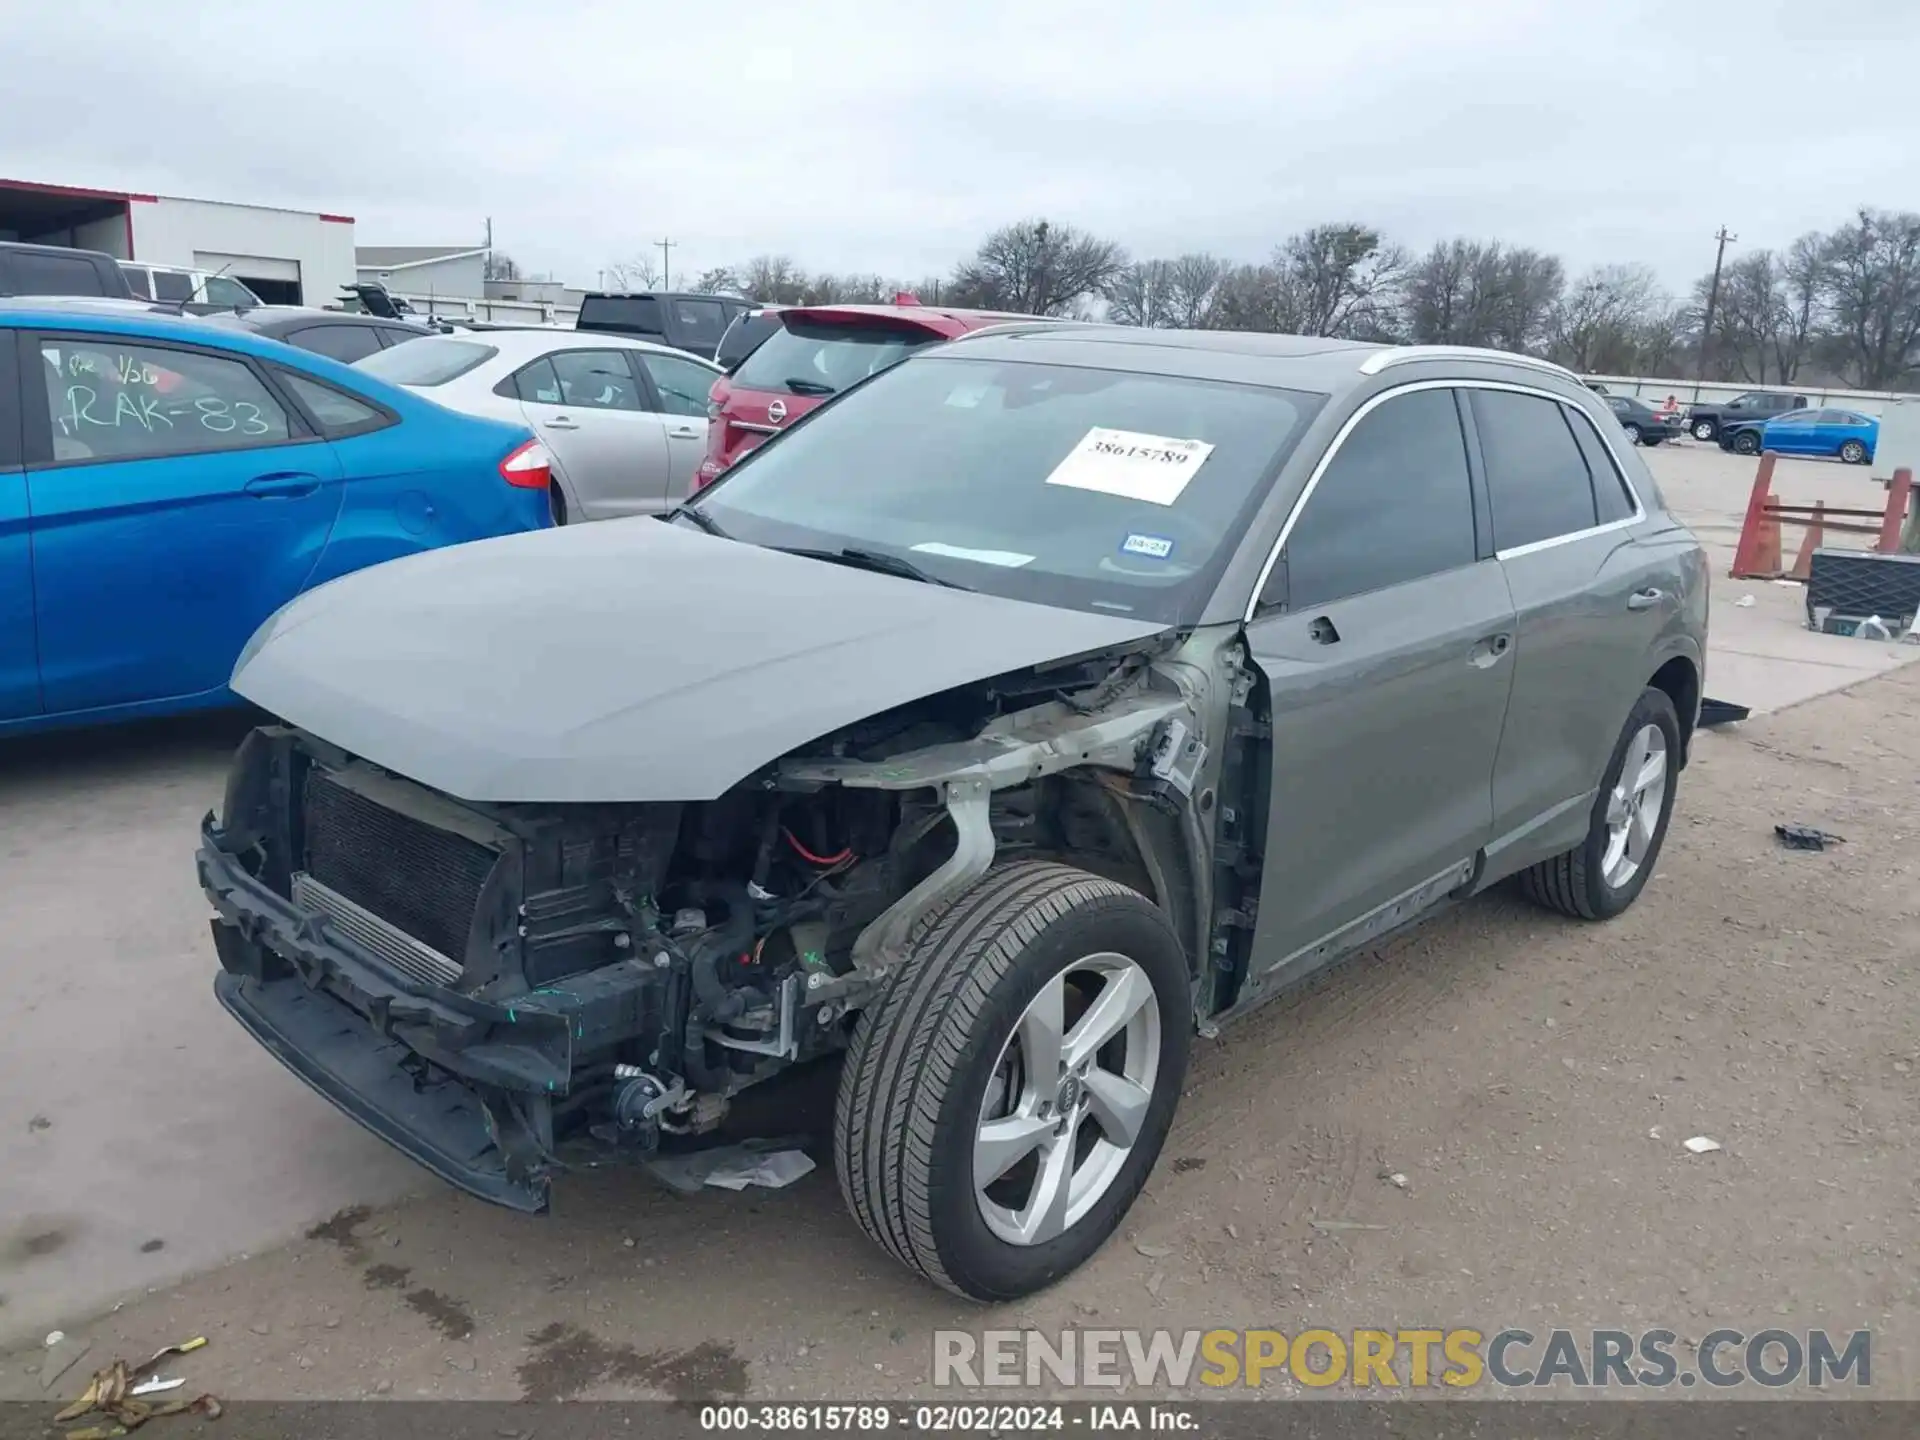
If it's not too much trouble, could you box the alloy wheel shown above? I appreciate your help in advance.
[1602,724,1668,889]
[974,953,1162,1247]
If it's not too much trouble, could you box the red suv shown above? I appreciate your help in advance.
[695,302,1035,489]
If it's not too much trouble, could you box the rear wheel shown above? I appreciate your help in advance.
[1840,439,1868,465]
[835,861,1191,1300]
[549,485,570,526]
[1731,429,1761,455]
[1622,422,1642,445]
[1520,687,1681,921]
[1691,419,1717,442]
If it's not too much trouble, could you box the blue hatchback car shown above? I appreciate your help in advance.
[1758,407,1879,464]
[0,300,553,735]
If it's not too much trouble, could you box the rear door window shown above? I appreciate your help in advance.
[1280,388,1477,609]
[38,336,293,463]
[668,298,727,352]
[151,271,194,303]
[1470,389,1599,551]
[548,350,642,410]
[731,319,934,397]
[203,276,257,307]
[119,265,152,299]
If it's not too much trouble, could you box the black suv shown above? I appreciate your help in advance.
[1684,389,1808,443]
[576,291,752,361]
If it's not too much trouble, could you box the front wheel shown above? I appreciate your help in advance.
[1520,687,1681,921]
[835,862,1191,1300]
[1840,440,1868,465]
[1691,419,1717,442]
[1731,430,1761,455]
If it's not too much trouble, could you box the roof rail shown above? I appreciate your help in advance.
[949,317,1094,342]
[1358,344,1580,383]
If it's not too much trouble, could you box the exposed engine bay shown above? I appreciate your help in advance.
[199,629,1269,1211]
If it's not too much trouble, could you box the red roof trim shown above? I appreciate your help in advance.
[319,213,355,224]
[0,176,152,204]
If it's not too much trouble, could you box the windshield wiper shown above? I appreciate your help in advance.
[663,504,728,538]
[782,377,836,396]
[777,546,967,590]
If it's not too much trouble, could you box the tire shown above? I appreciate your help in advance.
[1840,440,1867,465]
[549,484,570,526]
[1691,419,1717,442]
[835,861,1191,1301]
[1731,429,1761,456]
[1520,687,1681,922]
[1622,423,1642,445]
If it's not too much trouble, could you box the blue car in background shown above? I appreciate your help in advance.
[1729,406,1880,464]
[0,299,554,736]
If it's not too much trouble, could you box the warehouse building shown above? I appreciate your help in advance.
[0,177,356,305]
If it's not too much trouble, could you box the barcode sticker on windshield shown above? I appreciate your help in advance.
[1044,427,1214,506]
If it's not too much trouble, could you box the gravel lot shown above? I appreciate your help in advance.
[2,439,1915,1402]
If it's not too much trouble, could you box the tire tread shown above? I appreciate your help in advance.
[834,861,1145,1296]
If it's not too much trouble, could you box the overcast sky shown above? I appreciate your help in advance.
[7,0,1914,295]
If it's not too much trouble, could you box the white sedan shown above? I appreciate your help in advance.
[355,329,723,523]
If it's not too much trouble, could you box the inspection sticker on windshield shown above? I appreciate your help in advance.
[1121,533,1174,559]
[1044,427,1214,506]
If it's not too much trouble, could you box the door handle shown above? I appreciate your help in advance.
[245,473,319,499]
[1468,632,1513,668]
[667,425,702,439]
[544,416,580,431]
[1627,587,1665,611]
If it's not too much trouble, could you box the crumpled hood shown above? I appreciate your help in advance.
[231,518,1169,802]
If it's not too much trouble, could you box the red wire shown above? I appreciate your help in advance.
[783,826,852,867]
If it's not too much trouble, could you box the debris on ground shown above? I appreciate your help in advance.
[1853,616,1894,642]
[1309,1220,1387,1233]
[1134,1241,1174,1259]
[1775,824,1845,852]
[1387,1173,1410,1190]
[643,1136,815,1194]
[1698,697,1752,728]
[1683,1136,1723,1155]
[703,1148,814,1191]
[39,1335,90,1391]
[1734,594,1756,608]
[128,1377,185,1397]
[55,1357,221,1434]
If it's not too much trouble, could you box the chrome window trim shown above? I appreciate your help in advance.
[1241,377,1647,624]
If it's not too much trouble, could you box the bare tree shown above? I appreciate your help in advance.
[740,255,809,305]
[1104,260,1176,327]
[1774,233,1825,383]
[1274,223,1406,339]
[603,254,660,290]
[1816,207,1920,390]
[484,250,522,282]
[1550,264,1668,373]
[692,265,741,295]
[1161,253,1225,328]
[1203,262,1285,331]
[948,219,1127,316]
[1402,239,1563,353]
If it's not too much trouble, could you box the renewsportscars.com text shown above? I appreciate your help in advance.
[933,1327,1871,1390]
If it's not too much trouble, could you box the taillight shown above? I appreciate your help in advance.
[694,459,722,491]
[500,439,552,489]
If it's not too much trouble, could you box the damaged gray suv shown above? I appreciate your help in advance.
[201,328,1707,1301]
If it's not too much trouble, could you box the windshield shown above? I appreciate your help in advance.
[730,318,936,396]
[354,336,497,386]
[697,356,1322,624]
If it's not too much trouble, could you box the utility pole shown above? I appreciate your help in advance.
[1695,225,1737,394]
[656,237,677,291]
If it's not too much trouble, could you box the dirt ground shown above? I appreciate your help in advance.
[5,660,1915,1405]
